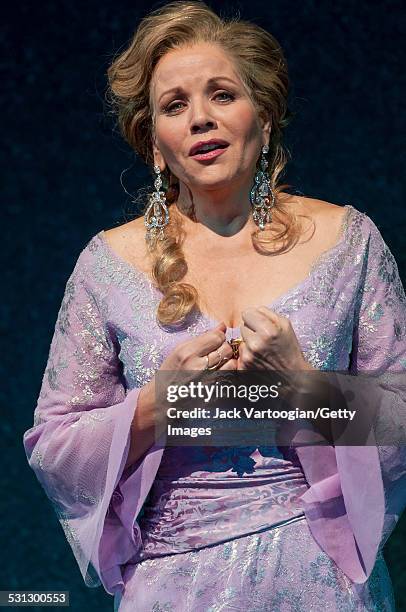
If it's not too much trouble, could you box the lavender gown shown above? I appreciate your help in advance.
[23,204,406,611]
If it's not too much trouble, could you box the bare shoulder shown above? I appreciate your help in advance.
[283,194,349,240]
[283,193,347,219]
[103,216,151,271]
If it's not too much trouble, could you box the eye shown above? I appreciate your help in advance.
[214,91,235,102]
[164,101,185,114]
[163,91,235,115]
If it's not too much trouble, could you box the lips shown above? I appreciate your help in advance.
[189,139,229,156]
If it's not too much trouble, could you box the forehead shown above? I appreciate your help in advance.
[151,43,242,96]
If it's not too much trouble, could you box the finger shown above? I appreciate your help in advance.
[192,326,227,357]
[218,358,238,371]
[239,324,256,345]
[257,305,280,320]
[237,343,249,370]
[241,308,282,338]
[240,307,270,332]
[221,340,234,360]
[208,340,234,360]
[204,341,234,370]
[242,306,281,327]
[257,306,283,331]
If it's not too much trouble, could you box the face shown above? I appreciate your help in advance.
[150,42,270,193]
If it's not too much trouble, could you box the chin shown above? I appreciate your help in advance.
[190,171,236,190]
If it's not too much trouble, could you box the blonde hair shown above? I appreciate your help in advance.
[106,0,305,326]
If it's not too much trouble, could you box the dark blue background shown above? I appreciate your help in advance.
[3,1,405,610]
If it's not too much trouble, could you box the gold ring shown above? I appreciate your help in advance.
[205,348,223,371]
[228,337,243,360]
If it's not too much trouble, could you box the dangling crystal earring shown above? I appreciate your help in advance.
[144,164,170,245]
[250,144,275,231]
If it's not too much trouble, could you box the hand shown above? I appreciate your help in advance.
[161,321,237,373]
[236,306,313,372]
[128,323,236,468]
[137,322,237,429]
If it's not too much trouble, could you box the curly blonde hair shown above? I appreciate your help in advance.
[106,0,305,327]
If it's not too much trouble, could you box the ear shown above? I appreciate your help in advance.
[152,134,166,172]
[259,109,271,147]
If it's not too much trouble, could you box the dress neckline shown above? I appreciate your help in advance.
[96,204,356,333]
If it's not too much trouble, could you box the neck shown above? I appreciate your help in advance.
[175,176,255,239]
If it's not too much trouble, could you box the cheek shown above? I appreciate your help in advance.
[154,121,184,162]
[237,108,261,144]
[225,105,262,156]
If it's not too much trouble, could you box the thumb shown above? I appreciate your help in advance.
[216,321,227,332]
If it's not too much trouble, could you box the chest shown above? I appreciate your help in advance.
[182,248,328,329]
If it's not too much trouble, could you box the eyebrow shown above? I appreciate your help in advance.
[157,76,239,103]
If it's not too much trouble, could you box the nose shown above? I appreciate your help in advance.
[190,97,217,134]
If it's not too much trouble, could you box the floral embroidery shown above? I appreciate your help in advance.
[24,204,405,609]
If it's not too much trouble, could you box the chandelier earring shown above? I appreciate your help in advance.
[144,164,170,245]
[250,144,276,231]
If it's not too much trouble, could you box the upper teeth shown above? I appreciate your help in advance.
[196,143,222,153]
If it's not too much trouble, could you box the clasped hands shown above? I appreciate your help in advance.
[221,306,314,373]
[213,306,318,406]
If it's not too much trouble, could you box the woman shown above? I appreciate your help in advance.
[23,1,406,610]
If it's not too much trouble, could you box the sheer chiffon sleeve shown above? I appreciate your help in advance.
[22,245,164,596]
[296,213,406,583]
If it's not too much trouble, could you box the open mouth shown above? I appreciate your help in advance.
[191,144,229,160]
[192,143,228,155]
